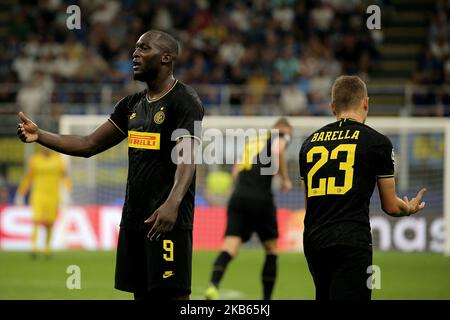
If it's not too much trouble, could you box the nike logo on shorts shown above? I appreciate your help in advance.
[163,271,174,279]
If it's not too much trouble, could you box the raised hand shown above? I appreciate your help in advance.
[17,112,39,143]
[403,188,427,215]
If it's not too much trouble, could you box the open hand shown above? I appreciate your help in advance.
[404,188,427,215]
[144,201,178,241]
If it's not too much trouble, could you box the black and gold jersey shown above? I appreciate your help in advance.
[109,80,204,230]
[234,132,289,199]
[299,118,394,251]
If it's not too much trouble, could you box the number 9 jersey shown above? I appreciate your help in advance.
[299,118,394,252]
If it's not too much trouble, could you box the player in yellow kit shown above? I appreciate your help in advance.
[15,146,71,258]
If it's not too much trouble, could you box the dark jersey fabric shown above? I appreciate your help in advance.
[109,80,204,230]
[299,119,394,251]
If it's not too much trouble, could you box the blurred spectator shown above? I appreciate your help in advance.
[229,2,251,32]
[3,0,381,116]
[310,69,333,102]
[219,35,245,66]
[16,72,53,119]
[12,50,35,83]
[310,1,334,35]
[411,8,450,116]
[428,12,449,41]
[275,46,300,82]
[272,4,295,32]
[280,84,308,115]
[335,34,362,74]
[243,68,269,115]
[430,34,450,61]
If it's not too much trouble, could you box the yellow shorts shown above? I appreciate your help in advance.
[31,199,59,224]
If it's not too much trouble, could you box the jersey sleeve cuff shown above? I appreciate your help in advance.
[377,174,394,179]
[174,134,201,143]
[108,118,127,137]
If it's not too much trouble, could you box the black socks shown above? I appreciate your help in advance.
[262,254,277,300]
[210,251,233,287]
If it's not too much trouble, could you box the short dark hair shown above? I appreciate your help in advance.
[144,30,179,58]
[331,75,367,112]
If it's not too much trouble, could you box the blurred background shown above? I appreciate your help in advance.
[0,0,449,299]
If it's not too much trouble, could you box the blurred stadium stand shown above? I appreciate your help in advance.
[0,1,448,253]
[0,0,448,120]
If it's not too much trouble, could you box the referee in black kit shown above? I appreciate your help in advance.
[18,30,204,300]
[299,75,426,300]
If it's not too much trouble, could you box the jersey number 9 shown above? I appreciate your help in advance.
[163,240,174,261]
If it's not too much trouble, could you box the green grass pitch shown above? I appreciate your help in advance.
[0,250,449,300]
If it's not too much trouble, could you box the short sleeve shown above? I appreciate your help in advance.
[374,137,395,179]
[108,96,129,137]
[172,92,204,142]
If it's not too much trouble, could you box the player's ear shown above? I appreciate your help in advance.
[330,103,337,115]
[161,53,171,64]
[363,97,369,111]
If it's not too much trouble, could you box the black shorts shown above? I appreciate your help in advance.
[305,245,372,300]
[114,227,192,298]
[225,194,278,243]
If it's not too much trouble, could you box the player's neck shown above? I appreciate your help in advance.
[336,112,365,123]
[146,75,176,101]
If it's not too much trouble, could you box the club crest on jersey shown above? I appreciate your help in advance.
[154,110,165,124]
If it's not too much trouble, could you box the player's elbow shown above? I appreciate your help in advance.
[81,151,94,158]
[79,145,97,158]
[80,137,102,158]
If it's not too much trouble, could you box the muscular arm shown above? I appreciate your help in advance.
[166,137,198,207]
[377,177,426,217]
[18,112,125,158]
[146,137,198,239]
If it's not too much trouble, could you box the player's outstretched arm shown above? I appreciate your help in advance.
[17,112,125,158]
[377,177,426,217]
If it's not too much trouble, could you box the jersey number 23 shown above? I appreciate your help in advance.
[306,144,356,197]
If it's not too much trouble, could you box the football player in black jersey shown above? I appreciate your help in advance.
[17,30,204,300]
[299,75,426,300]
[205,118,293,300]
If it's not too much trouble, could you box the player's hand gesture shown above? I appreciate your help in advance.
[145,201,178,240]
[404,188,427,215]
[17,112,39,143]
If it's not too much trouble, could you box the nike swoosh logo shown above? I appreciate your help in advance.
[163,272,174,279]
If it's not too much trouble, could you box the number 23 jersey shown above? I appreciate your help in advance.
[299,119,394,251]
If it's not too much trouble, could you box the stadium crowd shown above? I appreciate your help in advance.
[2,0,384,116]
[412,0,450,115]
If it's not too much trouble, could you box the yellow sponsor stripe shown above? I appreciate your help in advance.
[128,130,160,150]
